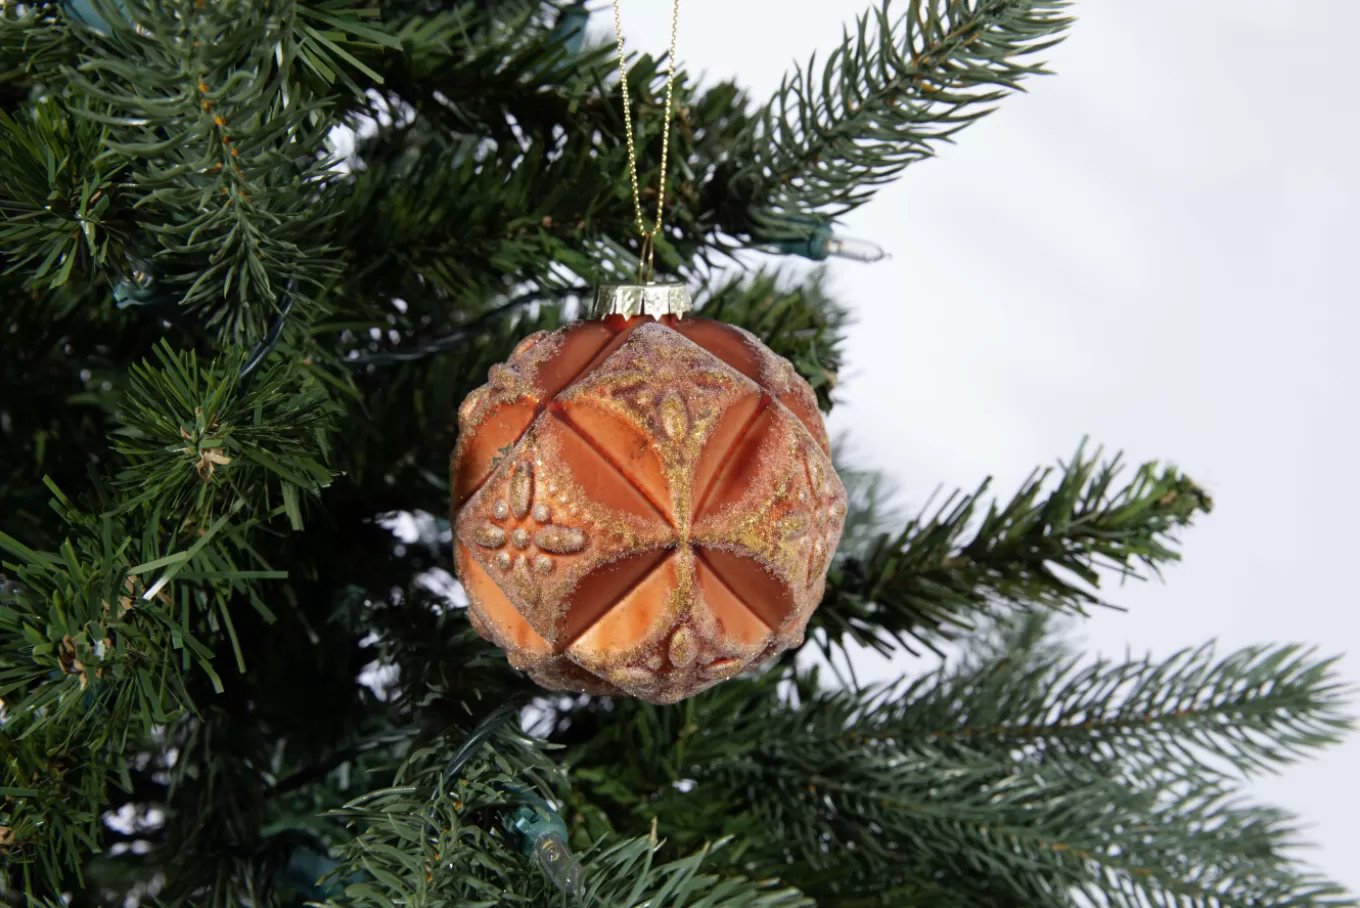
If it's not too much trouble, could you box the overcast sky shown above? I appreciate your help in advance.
[600,0,1359,893]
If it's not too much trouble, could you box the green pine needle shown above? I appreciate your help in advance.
[0,100,130,290]
[114,340,342,532]
[0,1,1352,905]
[816,440,1214,657]
[561,638,1354,908]
[732,0,1074,223]
[909,641,1356,782]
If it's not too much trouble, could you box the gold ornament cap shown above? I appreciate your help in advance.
[592,281,692,320]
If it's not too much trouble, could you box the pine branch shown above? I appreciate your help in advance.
[0,2,79,92]
[0,488,273,894]
[334,125,609,303]
[332,51,751,306]
[53,0,351,343]
[908,642,1355,782]
[322,735,814,907]
[559,645,1355,908]
[377,0,612,142]
[815,440,1214,657]
[720,0,1073,232]
[114,340,344,534]
[0,99,132,291]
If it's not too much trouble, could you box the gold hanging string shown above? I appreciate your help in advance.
[612,0,681,284]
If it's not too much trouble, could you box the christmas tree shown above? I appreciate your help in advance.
[1,0,1354,905]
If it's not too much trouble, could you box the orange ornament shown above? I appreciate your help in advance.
[451,283,846,704]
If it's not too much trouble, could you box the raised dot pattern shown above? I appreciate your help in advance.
[452,315,845,704]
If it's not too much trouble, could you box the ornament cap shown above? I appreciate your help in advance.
[592,281,692,319]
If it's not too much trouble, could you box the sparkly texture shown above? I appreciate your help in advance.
[472,477,588,583]
[512,554,533,590]
[779,511,810,539]
[669,626,697,667]
[509,462,533,518]
[534,525,587,554]
[473,524,506,548]
[615,666,659,688]
[512,330,552,358]
[659,393,689,440]
[808,456,825,495]
[452,313,845,704]
[701,658,743,679]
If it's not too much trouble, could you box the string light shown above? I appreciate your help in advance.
[762,216,888,263]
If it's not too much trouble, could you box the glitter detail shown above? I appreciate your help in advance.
[509,462,533,518]
[512,555,533,588]
[473,524,506,548]
[487,363,517,390]
[808,456,825,495]
[452,315,846,704]
[462,464,592,583]
[512,330,551,358]
[534,526,586,554]
[700,658,743,679]
[615,666,658,688]
[659,393,689,440]
[668,626,697,667]
[779,511,810,540]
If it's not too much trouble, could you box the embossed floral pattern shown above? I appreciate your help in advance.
[469,461,588,580]
[453,314,845,704]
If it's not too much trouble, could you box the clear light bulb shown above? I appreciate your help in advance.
[533,834,584,895]
[823,234,888,263]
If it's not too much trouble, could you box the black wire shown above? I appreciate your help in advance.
[238,282,296,380]
[440,698,532,792]
[346,286,590,369]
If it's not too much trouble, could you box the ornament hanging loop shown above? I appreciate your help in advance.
[614,0,680,284]
[637,233,657,283]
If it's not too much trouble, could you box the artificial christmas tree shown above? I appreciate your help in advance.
[0,1,1354,906]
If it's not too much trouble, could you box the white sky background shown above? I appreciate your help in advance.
[600,0,1359,893]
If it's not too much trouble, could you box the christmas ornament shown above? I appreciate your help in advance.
[450,0,846,704]
[451,285,847,703]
